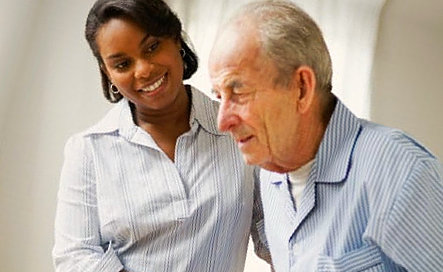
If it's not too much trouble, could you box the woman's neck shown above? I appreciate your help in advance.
[132,85,191,131]
[131,86,192,161]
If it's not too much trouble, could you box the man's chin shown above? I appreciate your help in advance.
[242,153,259,166]
[240,151,285,172]
[247,157,288,173]
[242,153,268,168]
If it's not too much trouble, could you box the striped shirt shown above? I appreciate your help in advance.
[53,87,257,272]
[260,99,443,272]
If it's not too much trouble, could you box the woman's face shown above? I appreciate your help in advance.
[96,17,185,113]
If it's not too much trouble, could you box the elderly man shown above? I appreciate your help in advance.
[209,1,443,271]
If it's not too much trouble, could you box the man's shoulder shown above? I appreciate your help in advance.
[347,119,439,193]
[357,119,436,162]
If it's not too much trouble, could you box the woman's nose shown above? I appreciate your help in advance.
[134,59,154,79]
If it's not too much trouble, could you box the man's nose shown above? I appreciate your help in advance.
[217,99,239,132]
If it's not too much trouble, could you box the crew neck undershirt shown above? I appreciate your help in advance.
[287,159,314,208]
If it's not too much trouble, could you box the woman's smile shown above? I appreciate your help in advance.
[96,17,186,112]
[138,73,168,95]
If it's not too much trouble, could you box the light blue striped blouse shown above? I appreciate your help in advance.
[53,87,258,272]
[260,99,443,272]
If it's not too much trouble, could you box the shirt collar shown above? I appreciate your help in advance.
[263,98,362,185]
[314,98,362,183]
[188,86,227,136]
[83,85,226,138]
[82,99,125,136]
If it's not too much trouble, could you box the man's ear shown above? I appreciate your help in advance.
[292,66,316,114]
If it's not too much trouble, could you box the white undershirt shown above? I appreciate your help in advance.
[288,160,314,209]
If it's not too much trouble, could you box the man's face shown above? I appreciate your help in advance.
[209,23,302,172]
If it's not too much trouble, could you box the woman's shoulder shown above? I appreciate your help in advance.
[189,85,219,107]
[80,100,128,137]
[188,85,226,136]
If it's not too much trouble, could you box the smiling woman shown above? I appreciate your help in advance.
[95,17,188,145]
[51,0,270,271]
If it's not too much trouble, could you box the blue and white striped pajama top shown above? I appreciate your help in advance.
[260,99,443,272]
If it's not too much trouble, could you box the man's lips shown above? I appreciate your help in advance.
[237,135,253,144]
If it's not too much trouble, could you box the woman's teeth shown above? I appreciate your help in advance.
[141,76,165,92]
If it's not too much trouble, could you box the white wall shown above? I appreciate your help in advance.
[0,0,442,271]
[371,0,443,159]
[0,1,107,271]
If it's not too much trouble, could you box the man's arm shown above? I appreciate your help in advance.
[381,159,443,271]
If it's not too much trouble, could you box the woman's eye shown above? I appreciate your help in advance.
[147,41,160,53]
[114,60,130,70]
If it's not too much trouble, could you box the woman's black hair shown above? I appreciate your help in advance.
[85,0,198,103]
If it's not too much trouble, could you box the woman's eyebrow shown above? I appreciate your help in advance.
[139,33,152,46]
[106,52,125,60]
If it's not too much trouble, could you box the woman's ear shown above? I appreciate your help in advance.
[292,65,316,114]
[176,37,182,47]
[100,63,111,80]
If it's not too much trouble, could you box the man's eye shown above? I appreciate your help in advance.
[211,89,221,100]
[230,81,243,93]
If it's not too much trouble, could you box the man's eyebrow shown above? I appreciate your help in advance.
[228,80,243,89]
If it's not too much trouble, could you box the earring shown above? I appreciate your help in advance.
[110,83,119,94]
[180,48,186,58]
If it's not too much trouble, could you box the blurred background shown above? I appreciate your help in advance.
[0,0,442,271]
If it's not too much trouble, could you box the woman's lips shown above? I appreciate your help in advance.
[139,74,166,93]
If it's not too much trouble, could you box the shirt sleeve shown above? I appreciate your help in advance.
[250,167,273,266]
[382,158,443,271]
[52,135,124,272]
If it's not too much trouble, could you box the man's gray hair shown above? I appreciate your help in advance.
[232,0,333,92]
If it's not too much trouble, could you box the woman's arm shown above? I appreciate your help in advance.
[250,167,274,271]
[53,135,124,272]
